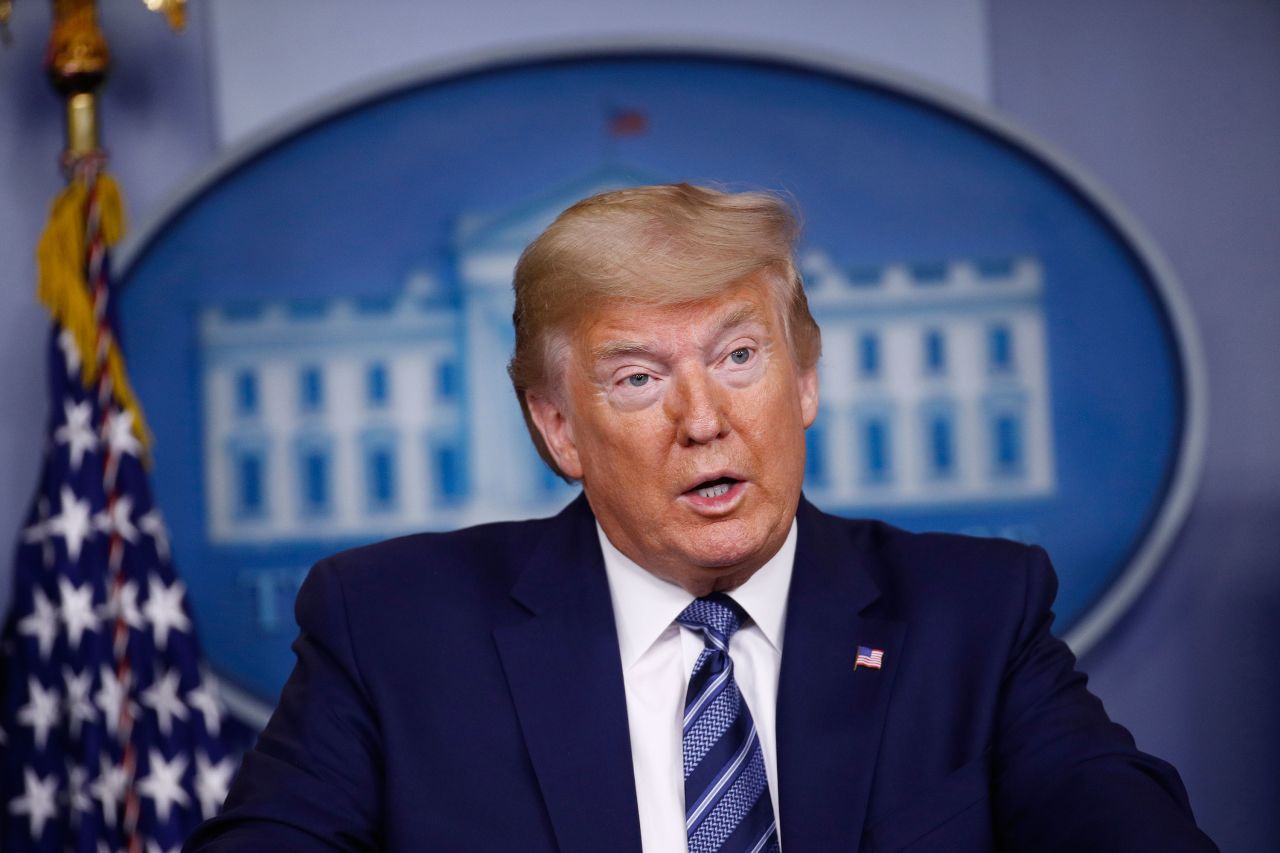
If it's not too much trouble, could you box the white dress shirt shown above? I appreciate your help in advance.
[598,521,797,853]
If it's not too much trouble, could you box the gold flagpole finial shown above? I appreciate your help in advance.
[46,0,110,157]
[43,0,185,156]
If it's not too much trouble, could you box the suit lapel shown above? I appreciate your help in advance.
[492,496,643,853]
[777,499,905,852]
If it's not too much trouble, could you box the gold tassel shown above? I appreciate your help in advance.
[96,172,126,245]
[35,172,153,453]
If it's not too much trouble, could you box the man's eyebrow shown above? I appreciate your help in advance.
[591,340,661,363]
[589,303,767,364]
[710,304,766,340]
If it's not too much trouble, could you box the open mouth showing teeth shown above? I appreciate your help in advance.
[689,477,739,499]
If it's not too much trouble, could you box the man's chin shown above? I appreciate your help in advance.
[681,531,771,582]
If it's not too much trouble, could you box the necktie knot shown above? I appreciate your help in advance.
[677,592,747,647]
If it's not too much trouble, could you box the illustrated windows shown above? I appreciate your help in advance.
[437,359,460,402]
[227,437,270,521]
[988,324,1015,372]
[361,430,399,513]
[924,330,946,375]
[367,362,390,408]
[235,370,258,417]
[299,366,324,413]
[859,333,881,379]
[855,405,895,484]
[294,434,333,518]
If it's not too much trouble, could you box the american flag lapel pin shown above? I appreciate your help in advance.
[854,645,884,671]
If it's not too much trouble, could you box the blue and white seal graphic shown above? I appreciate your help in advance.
[117,46,1204,724]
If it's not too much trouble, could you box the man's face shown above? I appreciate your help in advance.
[528,273,818,595]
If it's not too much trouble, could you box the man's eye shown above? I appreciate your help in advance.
[625,373,650,387]
[729,348,752,365]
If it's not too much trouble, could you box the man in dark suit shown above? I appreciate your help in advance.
[188,184,1216,851]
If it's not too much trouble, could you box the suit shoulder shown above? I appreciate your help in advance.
[810,508,1046,619]
[819,510,1038,568]
[874,520,1039,574]
[327,514,551,569]
[309,512,560,608]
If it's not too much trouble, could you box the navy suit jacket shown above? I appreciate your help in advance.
[187,495,1215,851]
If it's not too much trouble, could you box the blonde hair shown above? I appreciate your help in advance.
[508,182,822,477]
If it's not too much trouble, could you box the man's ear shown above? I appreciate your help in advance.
[798,365,819,429]
[526,390,584,480]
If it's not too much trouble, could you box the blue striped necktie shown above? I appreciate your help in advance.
[678,593,780,853]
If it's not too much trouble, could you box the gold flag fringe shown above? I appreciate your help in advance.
[35,172,153,454]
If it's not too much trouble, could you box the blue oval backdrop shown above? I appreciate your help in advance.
[118,49,1201,718]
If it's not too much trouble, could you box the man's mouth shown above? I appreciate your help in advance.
[688,476,740,499]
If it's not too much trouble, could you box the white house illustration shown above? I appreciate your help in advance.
[198,168,1056,544]
[799,251,1055,507]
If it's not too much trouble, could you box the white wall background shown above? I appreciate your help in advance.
[990,5,1280,848]
[205,0,991,144]
[2,2,1276,849]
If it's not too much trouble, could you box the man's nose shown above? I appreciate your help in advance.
[666,367,730,446]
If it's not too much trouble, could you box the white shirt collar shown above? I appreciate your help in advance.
[598,519,797,671]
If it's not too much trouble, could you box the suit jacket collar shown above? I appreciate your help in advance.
[495,494,903,853]
[777,497,906,852]
[493,494,643,853]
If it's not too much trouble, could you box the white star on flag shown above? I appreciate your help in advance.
[8,766,59,839]
[98,578,145,631]
[63,666,98,738]
[17,588,60,661]
[57,328,81,379]
[105,407,142,460]
[195,751,235,818]
[139,508,171,562]
[21,496,55,568]
[54,398,100,472]
[143,575,191,651]
[141,668,189,737]
[103,408,142,490]
[186,676,224,736]
[90,753,127,829]
[47,485,94,563]
[65,763,94,822]
[58,576,100,649]
[94,664,130,737]
[94,494,139,544]
[137,749,190,823]
[16,676,60,750]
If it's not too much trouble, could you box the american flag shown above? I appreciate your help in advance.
[855,645,885,671]
[0,165,231,852]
